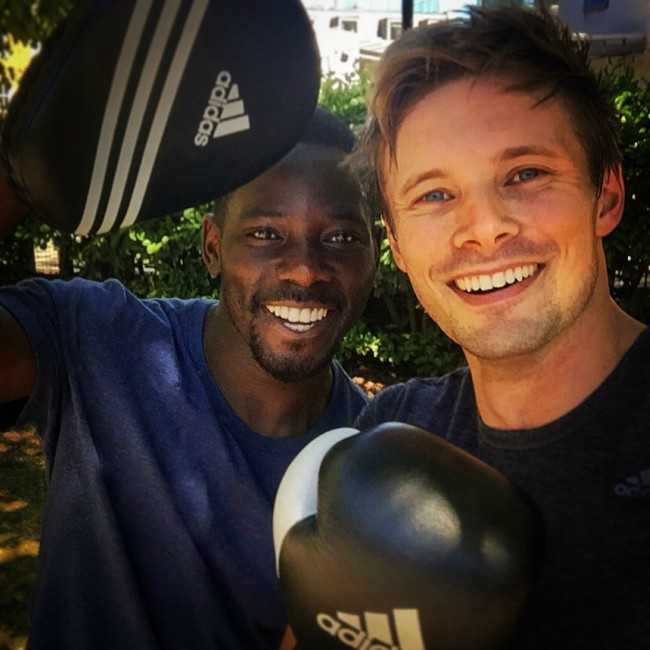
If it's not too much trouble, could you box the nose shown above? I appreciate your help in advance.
[276,242,333,287]
[452,192,520,253]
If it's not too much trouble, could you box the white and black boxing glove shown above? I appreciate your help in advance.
[0,0,319,234]
[273,423,539,650]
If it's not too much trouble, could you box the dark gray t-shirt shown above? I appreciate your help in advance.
[357,329,650,649]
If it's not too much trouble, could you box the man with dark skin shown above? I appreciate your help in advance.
[0,109,376,649]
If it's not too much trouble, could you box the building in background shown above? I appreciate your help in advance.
[303,0,544,77]
[560,0,649,76]
[303,1,649,80]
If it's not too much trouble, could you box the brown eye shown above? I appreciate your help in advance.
[326,231,357,244]
[249,228,280,240]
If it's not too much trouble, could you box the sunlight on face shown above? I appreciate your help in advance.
[384,77,610,360]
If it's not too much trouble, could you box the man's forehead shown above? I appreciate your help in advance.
[387,77,579,173]
[224,149,363,222]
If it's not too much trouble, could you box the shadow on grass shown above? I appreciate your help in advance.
[0,429,46,650]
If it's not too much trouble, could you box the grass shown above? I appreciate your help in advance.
[0,429,45,650]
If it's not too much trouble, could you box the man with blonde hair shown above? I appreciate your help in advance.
[353,6,649,647]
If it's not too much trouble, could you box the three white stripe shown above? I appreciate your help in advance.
[77,0,209,235]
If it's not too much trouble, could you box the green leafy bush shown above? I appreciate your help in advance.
[3,62,650,379]
[601,63,650,321]
[318,70,369,133]
[339,322,463,377]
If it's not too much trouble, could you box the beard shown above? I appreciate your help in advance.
[443,246,600,361]
[223,282,348,383]
[249,327,335,382]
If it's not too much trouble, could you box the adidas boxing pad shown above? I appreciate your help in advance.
[1,0,319,234]
[273,423,538,650]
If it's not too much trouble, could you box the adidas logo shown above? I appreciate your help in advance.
[194,70,250,146]
[614,468,650,497]
[317,609,424,650]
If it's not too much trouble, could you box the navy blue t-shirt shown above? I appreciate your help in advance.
[0,278,368,650]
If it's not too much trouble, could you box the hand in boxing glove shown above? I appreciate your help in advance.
[1,0,319,235]
[273,423,540,650]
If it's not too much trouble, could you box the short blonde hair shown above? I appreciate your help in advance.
[351,6,622,229]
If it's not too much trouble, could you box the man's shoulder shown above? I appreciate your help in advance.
[330,359,370,410]
[12,276,213,315]
[1,277,136,313]
[356,366,472,432]
[378,366,469,405]
[0,277,215,346]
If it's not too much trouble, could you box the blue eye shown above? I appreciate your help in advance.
[419,189,451,203]
[511,168,542,184]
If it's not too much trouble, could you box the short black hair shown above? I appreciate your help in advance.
[212,107,356,224]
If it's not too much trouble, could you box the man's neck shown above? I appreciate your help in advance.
[203,304,333,438]
[466,293,646,431]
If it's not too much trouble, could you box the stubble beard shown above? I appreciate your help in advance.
[249,325,335,383]
[223,287,343,384]
[443,252,600,361]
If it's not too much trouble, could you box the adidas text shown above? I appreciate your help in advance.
[316,609,424,650]
[194,71,250,145]
[614,468,650,497]
[318,614,398,650]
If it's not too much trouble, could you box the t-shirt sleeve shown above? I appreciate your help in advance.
[354,384,405,431]
[0,278,133,443]
[0,278,67,435]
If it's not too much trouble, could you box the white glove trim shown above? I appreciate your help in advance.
[272,427,359,576]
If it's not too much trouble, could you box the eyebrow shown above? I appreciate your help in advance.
[238,206,365,223]
[399,168,447,197]
[239,208,285,221]
[398,145,562,197]
[499,145,562,161]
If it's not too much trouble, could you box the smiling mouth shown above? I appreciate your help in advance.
[264,304,330,332]
[453,263,541,294]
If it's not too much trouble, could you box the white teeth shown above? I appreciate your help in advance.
[453,264,539,294]
[265,304,329,325]
[492,271,506,288]
[284,322,312,332]
[479,275,491,291]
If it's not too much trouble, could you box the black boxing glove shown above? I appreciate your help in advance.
[1,0,319,234]
[273,423,539,650]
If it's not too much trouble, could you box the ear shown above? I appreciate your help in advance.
[595,164,625,238]
[385,216,407,273]
[202,216,222,278]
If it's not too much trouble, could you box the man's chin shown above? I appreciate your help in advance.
[250,337,334,383]
[451,317,561,361]
[256,354,332,383]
